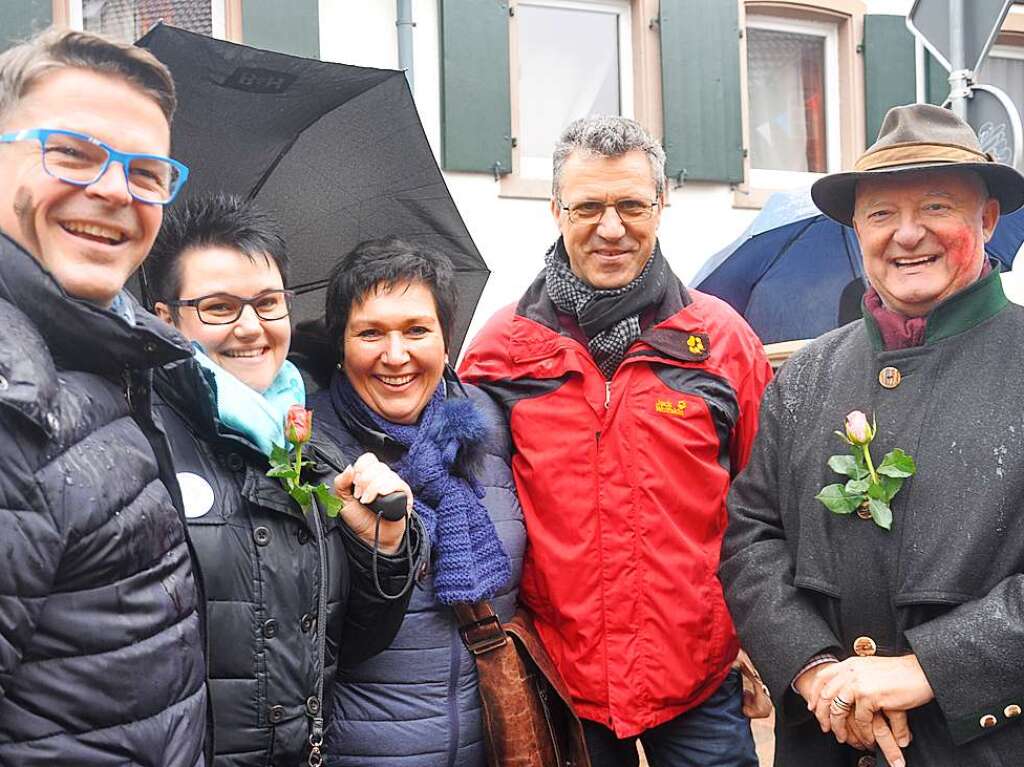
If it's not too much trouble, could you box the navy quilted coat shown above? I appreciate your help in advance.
[311,376,526,767]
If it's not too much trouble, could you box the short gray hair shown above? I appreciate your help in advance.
[0,28,176,127]
[552,115,666,199]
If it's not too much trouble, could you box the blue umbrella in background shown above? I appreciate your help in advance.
[692,187,1024,344]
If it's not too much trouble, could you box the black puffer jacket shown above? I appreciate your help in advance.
[155,357,415,766]
[0,234,208,765]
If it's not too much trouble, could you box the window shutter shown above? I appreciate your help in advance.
[439,0,511,174]
[660,0,743,184]
[863,15,917,143]
[0,1,51,53]
[242,0,319,59]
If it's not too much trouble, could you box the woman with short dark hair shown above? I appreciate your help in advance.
[311,237,526,767]
[147,194,417,767]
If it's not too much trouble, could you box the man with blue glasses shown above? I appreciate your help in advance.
[0,28,208,766]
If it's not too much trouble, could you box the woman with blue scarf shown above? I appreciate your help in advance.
[302,237,526,767]
[147,194,417,767]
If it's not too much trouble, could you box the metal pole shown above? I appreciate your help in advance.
[948,0,970,120]
[396,0,415,92]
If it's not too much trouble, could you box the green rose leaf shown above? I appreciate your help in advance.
[269,443,292,467]
[868,498,893,530]
[313,483,343,518]
[290,484,312,508]
[878,475,903,503]
[266,464,298,480]
[828,454,861,478]
[816,484,860,515]
[877,449,917,478]
[845,477,870,494]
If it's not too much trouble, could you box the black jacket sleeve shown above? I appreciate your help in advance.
[336,519,421,668]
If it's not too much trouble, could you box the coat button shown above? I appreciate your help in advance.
[878,366,902,388]
[857,757,876,767]
[853,636,877,656]
[227,453,244,471]
[253,526,271,546]
[306,696,321,716]
[1005,704,1022,718]
[300,613,315,633]
[143,341,157,354]
[980,713,998,728]
[268,704,285,723]
[297,528,311,545]
[0,373,8,390]
[262,619,278,638]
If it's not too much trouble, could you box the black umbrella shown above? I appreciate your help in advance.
[136,24,488,357]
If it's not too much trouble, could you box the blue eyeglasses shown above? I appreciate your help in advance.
[0,128,189,205]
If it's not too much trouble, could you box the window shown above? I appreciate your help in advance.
[746,15,840,188]
[69,0,228,41]
[512,0,634,180]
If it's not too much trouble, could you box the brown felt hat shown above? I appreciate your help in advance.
[811,103,1024,225]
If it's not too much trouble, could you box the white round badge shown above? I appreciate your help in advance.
[177,472,215,519]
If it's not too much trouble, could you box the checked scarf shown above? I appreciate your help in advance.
[545,238,669,377]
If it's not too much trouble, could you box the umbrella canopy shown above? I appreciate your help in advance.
[137,24,488,357]
[692,187,1024,344]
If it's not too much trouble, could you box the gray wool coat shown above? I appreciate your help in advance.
[722,270,1024,767]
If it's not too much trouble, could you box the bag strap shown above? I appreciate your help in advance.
[454,600,509,656]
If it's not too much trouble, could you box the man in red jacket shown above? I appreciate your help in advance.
[460,116,772,765]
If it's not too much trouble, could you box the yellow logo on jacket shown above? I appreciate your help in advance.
[655,399,688,417]
[687,335,705,355]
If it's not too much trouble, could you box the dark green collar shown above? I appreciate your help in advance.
[863,264,1009,350]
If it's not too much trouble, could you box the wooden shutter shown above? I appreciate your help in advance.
[438,0,512,174]
[660,0,744,183]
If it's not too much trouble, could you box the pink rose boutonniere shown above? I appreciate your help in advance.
[815,410,916,530]
[267,405,343,517]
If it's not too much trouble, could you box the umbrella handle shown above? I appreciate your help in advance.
[368,491,408,522]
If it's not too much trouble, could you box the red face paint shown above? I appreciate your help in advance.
[938,225,979,272]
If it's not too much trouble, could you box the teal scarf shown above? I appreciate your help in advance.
[193,344,305,456]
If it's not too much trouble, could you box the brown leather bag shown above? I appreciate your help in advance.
[455,602,590,767]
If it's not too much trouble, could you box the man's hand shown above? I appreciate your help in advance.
[805,655,932,767]
[333,453,411,554]
[732,649,773,718]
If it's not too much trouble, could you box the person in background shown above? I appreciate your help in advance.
[147,193,417,766]
[460,116,772,766]
[0,28,207,765]
[303,237,526,767]
[722,103,1024,767]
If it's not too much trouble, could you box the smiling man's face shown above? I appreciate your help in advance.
[552,149,663,289]
[852,169,1000,318]
[0,67,169,306]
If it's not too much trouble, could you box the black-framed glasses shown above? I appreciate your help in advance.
[0,128,189,205]
[560,198,660,225]
[168,290,294,325]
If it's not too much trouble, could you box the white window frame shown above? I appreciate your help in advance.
[746,14,840,190]
[513,0,634,180]
[68,0,228,40]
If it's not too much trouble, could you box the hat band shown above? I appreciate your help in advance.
[855,143,990,172]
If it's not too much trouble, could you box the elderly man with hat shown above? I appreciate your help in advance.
[720,102,1024,767]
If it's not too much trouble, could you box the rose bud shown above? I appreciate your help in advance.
[285,405,313,445]
[844,410,873,446]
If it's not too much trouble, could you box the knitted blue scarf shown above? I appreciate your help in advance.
[331,373,511,605]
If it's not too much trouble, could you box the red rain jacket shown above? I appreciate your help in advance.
[460,272,772,737]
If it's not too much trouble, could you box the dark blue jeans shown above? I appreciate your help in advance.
[582,670,759,767]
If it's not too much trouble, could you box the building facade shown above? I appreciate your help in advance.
[5,0,1023,344]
